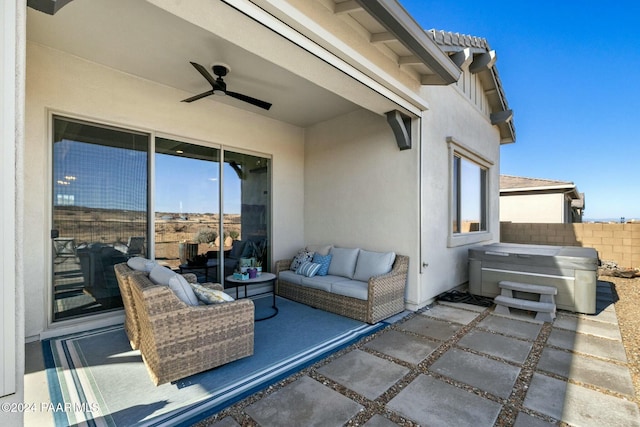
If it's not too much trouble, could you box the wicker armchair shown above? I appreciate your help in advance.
[118,263,254,385]
[114,263,144,349]
[276,254,408,324]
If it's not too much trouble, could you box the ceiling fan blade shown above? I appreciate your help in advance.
[226,91,272,110]
[189,62,219,88]
[181,90,215,103]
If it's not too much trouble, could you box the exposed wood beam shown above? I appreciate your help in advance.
[469,50,496,74]
[370,31,396,44]
[334,0,363,15]
[490,109,513,125]
[450,48,472,69]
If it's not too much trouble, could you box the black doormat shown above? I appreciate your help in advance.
[437,290,493,307]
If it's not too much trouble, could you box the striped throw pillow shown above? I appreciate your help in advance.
[296,261,321,277]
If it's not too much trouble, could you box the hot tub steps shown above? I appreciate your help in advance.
[494,280,557,322]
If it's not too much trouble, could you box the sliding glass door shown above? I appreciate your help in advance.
[51,116,271,321]
[51,116,148,321]
[154,138,220,281]
[222,151,271,286]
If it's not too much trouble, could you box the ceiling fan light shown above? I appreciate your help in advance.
[213,89,226,96]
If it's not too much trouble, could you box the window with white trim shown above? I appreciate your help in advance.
[447,137,492,247]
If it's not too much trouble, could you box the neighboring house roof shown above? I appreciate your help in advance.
[500,174,584,208]
[428,30,516,144]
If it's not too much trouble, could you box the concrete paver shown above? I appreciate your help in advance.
[457,329,533,364]
[245,376,362,426]
[476,314,542,340]
[397,315,462,341]
[430,347,521,399]
[537,347,635,396]
[546,328,627,362]
[524,373,640,426]
[421,304,479,324]
[317,349,409,400]
[387,374,502,427]
[553,313,622,340]
[364,329,439,365]
[513,412,556,427]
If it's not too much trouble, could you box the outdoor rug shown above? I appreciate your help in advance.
[43,296,385,426]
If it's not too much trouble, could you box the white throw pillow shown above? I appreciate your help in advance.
[168,274,199,306]
[328,247,360,278]
[290,249,314,271]
[127,256,156,273]
[191,283,235,304]
[353,250,396,282]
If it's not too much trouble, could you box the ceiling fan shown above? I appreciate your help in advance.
[181,62,272,110]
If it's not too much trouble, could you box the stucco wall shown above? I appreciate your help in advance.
[304,109,420,299]
[418,85,502,306]
[500,193,566,223]
[25,43,306,338]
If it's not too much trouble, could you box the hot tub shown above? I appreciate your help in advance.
[468,243,598,314]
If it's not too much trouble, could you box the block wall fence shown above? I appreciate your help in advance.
[500,222,640,268]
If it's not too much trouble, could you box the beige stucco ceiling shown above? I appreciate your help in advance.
[27,0,376,127]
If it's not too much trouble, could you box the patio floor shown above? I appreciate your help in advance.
[25,281,640,426]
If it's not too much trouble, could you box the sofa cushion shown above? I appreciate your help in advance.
[190,283,235,304]
[296,261,321,277]
[149,264,177,286]
[331,280,369,301]
[279,269,304,285]
[328,247,360,279]
[312,253,332,276]
[300,275,334,292]
[127,256,157,273]
[353,250,396,282]
[290,249,314,271]
[168,274,200,306]
[306,244,333,256]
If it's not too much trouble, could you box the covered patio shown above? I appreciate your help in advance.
[23,0,459,342]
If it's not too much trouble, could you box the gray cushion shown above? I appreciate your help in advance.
[353,250,396,282]
[331,280,369,301]
[149,264,176,286]
[328,247,360,279]
[168,274,199,306]
[279,269,304,285]
[127,256,157,272]
[300,276,334,292]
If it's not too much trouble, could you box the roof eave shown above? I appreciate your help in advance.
[354,0,461,85]
[501,184,578,195]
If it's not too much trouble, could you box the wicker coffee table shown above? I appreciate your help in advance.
[225,272,278,321]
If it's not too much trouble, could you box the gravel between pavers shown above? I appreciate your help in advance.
[195,276,640,427]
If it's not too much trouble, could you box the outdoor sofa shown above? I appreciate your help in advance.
[276,246,408,324]
[114,260,254,385]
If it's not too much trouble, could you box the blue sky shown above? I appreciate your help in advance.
[400,0,640,220]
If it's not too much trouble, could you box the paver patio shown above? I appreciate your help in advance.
[207,281,640,426]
